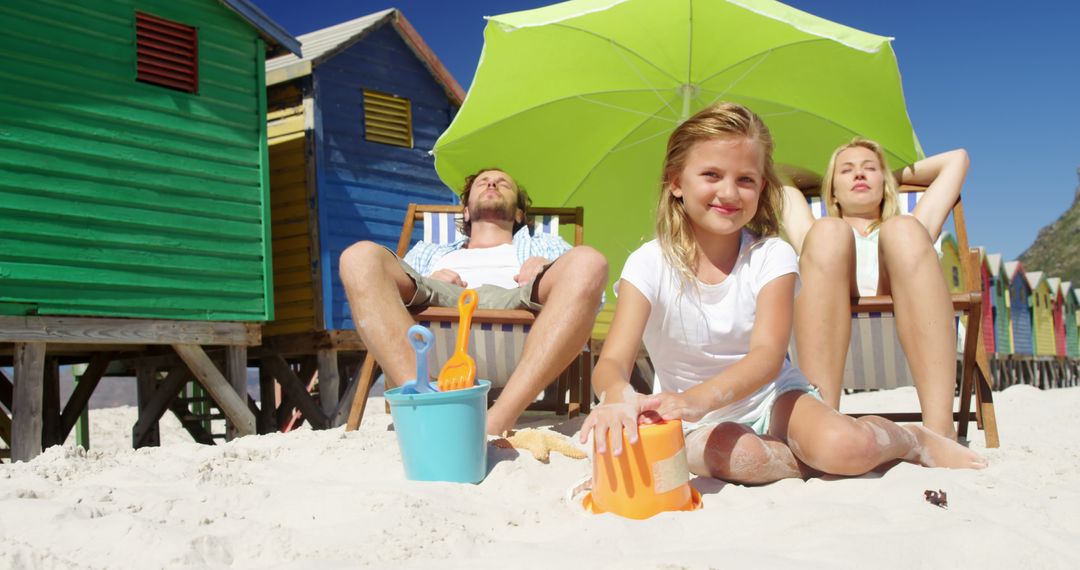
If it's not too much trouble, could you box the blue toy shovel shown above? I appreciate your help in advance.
[400,325,438,394]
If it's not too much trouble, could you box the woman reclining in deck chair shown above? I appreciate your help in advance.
[782,139,970,441]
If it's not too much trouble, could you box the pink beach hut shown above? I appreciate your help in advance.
[1048,278,1067,357]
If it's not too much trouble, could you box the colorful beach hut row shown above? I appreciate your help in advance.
[974,253,1079,359]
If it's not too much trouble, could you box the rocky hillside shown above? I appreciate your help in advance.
[1018,170,1080,285]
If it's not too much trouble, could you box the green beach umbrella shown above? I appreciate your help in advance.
[433,0,922,297]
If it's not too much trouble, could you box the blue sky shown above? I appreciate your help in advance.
[254,0,1080,260]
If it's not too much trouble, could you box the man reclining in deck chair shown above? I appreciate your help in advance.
[339,168,608,436]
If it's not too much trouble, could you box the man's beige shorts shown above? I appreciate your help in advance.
[397,257,547,312]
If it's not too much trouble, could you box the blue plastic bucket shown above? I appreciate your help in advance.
[384,380,491,484]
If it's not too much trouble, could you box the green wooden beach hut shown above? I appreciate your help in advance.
[1068,286,1080,358]
[0,0,300,461]
[0,0,300,320]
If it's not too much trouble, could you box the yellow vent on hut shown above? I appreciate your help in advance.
[363,89,413,148]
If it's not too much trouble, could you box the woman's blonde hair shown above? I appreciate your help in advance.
[820,138,900,231]
[656,102,784,287]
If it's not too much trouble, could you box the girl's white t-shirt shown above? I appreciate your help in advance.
[617,232,810,428]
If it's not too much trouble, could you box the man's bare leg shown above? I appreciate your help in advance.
[795,218,858,409]
[878,216,959,440]
[339,241,421,389]
[486,246,608,435]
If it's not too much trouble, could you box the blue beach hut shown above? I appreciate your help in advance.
[255,10,465,426]
[261,9,465,338]
[1005,261,1033,356]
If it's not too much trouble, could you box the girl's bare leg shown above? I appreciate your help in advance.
[795,218,858,409]
[684,422,809,485]
[877,216,959,440]
[772,391,986,474]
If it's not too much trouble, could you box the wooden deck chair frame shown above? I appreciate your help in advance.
[799,184,999,447]
[345,204,593,431]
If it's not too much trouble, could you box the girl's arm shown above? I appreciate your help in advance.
[579,280,651,454]
[640,274,796,421]
[904,149,970,240]
[780,185,815,255]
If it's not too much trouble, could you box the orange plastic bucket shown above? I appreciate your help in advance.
[583,418,702,519]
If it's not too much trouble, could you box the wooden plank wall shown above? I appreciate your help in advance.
[265,82,317,336]
[312,24,459,331]
[1010,278,1034,355]
[1032,281,1057,357]
[0,0,270,321]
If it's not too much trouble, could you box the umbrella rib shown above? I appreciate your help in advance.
[693,37,838,86]
[561,98,676,206]
[698,91,917,166]
[546,22,682,85]
[434,88,684,149]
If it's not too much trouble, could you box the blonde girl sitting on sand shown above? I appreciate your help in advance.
[579,102,985,484]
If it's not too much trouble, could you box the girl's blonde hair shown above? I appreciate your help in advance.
[820,138,900,231]
[657,102,784,286]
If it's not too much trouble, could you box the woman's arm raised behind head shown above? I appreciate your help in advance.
[903,149,970,240]
[780,185,815,255]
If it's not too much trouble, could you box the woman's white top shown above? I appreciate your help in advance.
[852,227,881,296]
[617,232,811,428]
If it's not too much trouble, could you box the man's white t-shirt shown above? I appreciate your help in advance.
[617,232,810,428]
[429,243,519,289]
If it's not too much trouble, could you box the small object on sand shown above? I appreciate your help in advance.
[924,489,948,509]
[491,429,587,463]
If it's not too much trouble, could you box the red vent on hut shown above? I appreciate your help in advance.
[135,12,198,94]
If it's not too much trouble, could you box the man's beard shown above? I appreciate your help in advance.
[470,196,517,223]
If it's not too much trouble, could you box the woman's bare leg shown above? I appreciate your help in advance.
[795,218,858,409]
[772,391,986,475]
[877,216,959,440]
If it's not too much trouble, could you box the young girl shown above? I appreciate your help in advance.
[782,140,970,441]
[579,103,985,484]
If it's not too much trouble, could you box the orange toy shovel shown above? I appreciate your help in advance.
[437,289,478,391]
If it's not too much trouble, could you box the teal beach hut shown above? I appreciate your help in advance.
[986,253,1012,354]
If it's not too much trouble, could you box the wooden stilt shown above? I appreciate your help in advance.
[346,355,379,431]
[332,361,363,428]
[134,364,161,448]
[0,368,12,413]
[316,349,340,418]
[12,342,46,462]
[59,354,113,443]
[225,346,248,441]
[133,365,190,448]
[173,344,256,436]
[41,358,61,448]
[260,355,327,429]
[258,364,276,434]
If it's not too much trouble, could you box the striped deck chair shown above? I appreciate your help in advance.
[789,185,999,447]
[345,204,592,430]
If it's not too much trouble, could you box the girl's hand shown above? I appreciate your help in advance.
[638,392,710,423]
[579,395,641,456]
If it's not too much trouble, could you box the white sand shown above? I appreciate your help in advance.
[2,385,1079,569]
